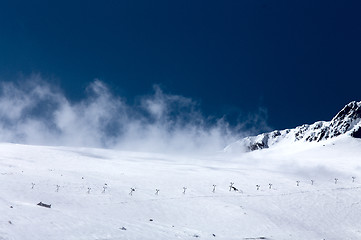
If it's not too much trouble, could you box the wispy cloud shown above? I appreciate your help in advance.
[0,75,271,154]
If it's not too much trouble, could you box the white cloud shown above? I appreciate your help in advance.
[0,75,270,154]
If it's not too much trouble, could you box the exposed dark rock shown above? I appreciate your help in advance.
[271,130,281,138]
[249,141,268,151]
[37,202,51,208]
[351,127,361,138]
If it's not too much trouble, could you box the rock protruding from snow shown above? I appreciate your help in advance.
[225,101,361,152]
[330,101,361,139]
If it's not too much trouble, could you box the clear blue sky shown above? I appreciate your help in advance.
[0,0,360,131]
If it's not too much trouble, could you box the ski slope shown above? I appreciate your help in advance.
[1,135,361,240]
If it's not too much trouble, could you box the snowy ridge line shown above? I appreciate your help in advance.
[226,100,361,152]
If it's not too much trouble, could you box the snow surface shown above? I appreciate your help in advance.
[1,135,361,240]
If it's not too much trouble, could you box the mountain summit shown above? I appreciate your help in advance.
[226,101,361,152]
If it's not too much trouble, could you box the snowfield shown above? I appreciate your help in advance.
[1,135,361,240]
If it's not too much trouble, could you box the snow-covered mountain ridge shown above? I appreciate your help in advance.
[226,101,361,152]
[1,102,361,239]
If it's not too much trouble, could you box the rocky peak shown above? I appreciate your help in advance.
[225,101,361,152]
[329,101,361,138]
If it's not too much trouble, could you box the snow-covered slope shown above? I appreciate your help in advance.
[225,101,361,152]
[1,135,361,240]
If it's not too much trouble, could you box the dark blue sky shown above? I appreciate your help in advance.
[0,0,360,131]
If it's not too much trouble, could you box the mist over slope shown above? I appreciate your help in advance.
[0,77,269,154]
